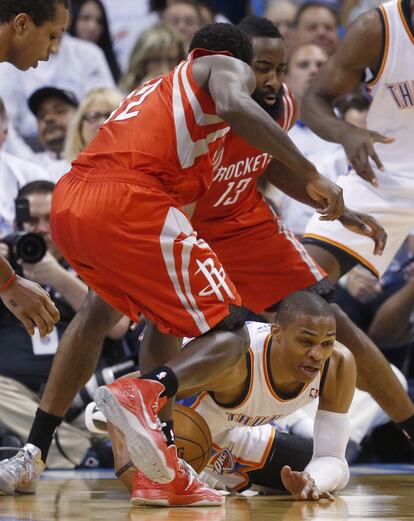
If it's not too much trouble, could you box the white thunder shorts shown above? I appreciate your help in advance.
[304,170,414,277]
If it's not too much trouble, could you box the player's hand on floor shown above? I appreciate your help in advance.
[341,127,394,187]
[306,176,344,221]
[0,275,60,336]
[281,465,335,502]
[338,210,387,255]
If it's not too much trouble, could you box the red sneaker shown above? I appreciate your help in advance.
[94,378,173,483]
[130,447,224,507]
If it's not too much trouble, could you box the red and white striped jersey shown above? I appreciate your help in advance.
[192,83,296,235]
[72,49,230,206]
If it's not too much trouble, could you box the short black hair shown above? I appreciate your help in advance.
[0,0,69,26]
[18,180,55,199]
[189,23,253,65]
[238,15,282,39]
[336,95,371,117]
[276,291,335,328]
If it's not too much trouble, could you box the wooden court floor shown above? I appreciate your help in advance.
[1,466,414,521]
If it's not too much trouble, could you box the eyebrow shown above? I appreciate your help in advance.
[298,328,335,337]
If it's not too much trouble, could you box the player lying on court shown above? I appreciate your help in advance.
[92,292,355,505]
[0,22,351,503]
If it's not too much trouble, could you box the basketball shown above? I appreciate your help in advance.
[173,404,212,473]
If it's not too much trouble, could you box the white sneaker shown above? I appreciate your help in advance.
[0,443,44,495]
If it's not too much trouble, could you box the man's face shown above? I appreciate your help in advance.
[23,192,59,258]
[10,4,68,70]
[286,44,328,100]
[250,36,287,119]
[273,314,336,384]
[295,6,338,56]
[36,97,76,154]
[163,3,200,46]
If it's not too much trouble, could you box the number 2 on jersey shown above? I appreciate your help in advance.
[106,79,162,123]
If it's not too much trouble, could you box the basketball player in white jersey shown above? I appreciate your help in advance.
[98,292,355,504]
[300,0,414,444]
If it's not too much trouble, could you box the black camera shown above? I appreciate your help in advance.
[1,198,47,267]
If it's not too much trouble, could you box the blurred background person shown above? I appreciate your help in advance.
[28,87,78,181]
[0,99,46,238]
[68,0,121,82]
[119,24,186,94]
[161,0,203,51]
[265,0,298,41]
[293,0,340,56]
[65,87,123,163]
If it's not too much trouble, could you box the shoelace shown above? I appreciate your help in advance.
[7,449,34,483]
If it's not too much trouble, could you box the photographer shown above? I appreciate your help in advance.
[0,181,132,468]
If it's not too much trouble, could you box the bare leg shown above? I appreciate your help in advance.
[108,421,134,492]
[166,326,249,392]
[40,291,122,416]
[305,244,414,422]
[138,323,182,427]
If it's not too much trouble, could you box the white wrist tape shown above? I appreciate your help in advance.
[305,409,351,492]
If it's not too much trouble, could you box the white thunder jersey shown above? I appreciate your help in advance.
[366,0,414,180]
[304,0,414,276]
[192,322,327,490]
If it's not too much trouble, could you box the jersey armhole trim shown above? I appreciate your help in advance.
[366,6,389,87]
[398,0,414,44]
[318,357,331,398]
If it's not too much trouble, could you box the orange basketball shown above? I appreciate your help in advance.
[173,404,212,473]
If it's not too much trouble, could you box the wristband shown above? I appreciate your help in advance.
[0,271,16,292]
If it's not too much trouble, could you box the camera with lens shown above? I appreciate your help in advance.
[1,198,47,269]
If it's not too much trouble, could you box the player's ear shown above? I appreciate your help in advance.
[14,13,30,35]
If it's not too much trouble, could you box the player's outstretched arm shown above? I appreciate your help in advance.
[0,255,60,337]
[302,11,394,186]
[202,55,344,219]
[303,345,356,496]
[264,158,344,220]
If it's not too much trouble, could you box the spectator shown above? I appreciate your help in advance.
[119,24,186,94]
[65,88,123,163]
[101,0,158,73]
[293,0,340,56]
[265,0,298,41]
[28,87,78,181]
[0,180,130,468]
[0,32,115,143]
[162,0,202,50]
[0,98,46,238]
[68,0,121,82]
[337,94,370,128]
[277,43,345,235]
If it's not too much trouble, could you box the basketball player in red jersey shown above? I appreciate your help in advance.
[0,23,346,504]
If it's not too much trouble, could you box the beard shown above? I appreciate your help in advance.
[251,86,284,121]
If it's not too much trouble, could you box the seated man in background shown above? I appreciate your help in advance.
[29,87,78,181]
[94,292,356,504]
[0,181,131,472]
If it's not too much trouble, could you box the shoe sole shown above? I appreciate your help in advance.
[130,496,224,507]
[0,478,15,495]
[95,386,175,484]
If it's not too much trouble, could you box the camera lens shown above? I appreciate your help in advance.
[16,233,47,263]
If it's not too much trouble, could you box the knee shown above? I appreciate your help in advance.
[78,291,121,332]
[212,306,249,358]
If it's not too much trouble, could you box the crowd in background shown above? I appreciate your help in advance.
[0,0,413,467]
